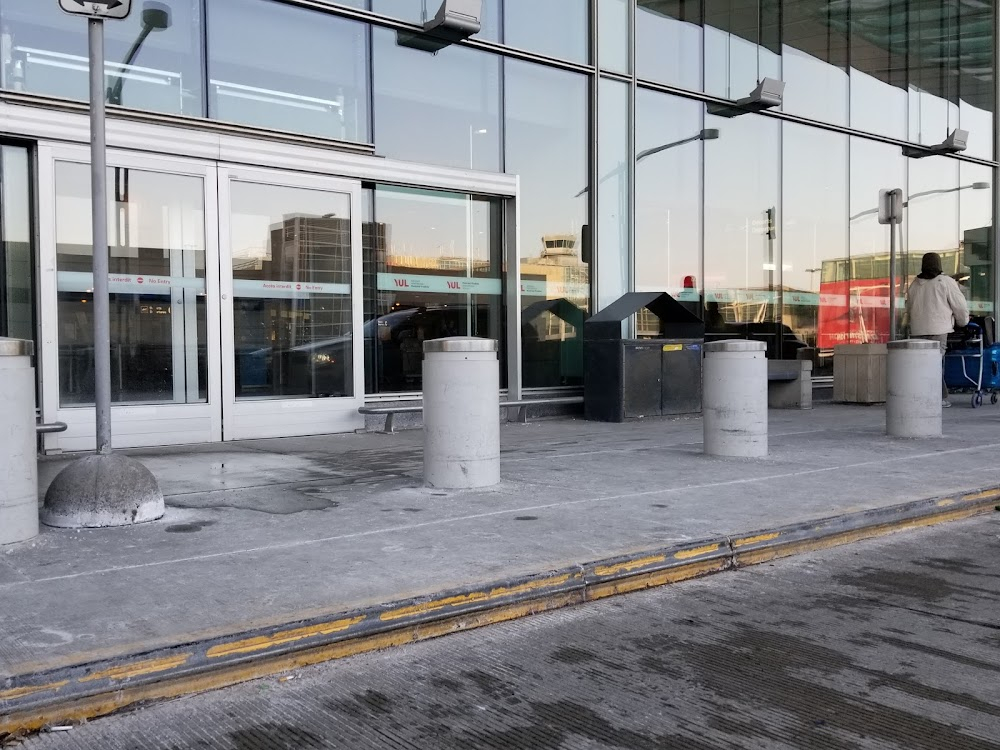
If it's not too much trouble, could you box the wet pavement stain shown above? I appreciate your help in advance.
[550,646,598,664]
[228,723,325,750]
[514,516,539,521]
[673,625,1000,750]
[164,521,216,534]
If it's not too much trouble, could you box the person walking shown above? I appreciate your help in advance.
[904,251,969,407]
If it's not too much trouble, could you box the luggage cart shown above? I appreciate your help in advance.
[944,322,999,408]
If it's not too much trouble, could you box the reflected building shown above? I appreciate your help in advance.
[0,0,996,449]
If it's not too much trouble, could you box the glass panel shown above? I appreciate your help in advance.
[783,124,847,375]
[207,0,368,141]
[636,0,702,90]
[504,0,588,63]
[905,156,960,330]
[0,146,33,341]
[372,27,500,170]
[848,138,906,343]
[960,165,993,315]
[597,77,629,311]
[781,0,848,125]
[598,0,629,73]
[704,0,781,102]
[0,0,204,116]
[958,0,994,160]
[846,0,907,139]
[907,1,960,148]
[55,162,207,406]
[363,186,504,394]
[371,0,500,41]
[635,90,702,315]
[505,59,589,388]
[230,182,353,400]
[703,113,782,355]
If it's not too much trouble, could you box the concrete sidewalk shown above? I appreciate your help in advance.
[3,403,1000,731]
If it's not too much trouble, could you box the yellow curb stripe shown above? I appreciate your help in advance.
[379,574,574,622]
[0,681,69,701]
[674,543,720,560]
[593,555,666,577]
[962,489,1000,502]
[77,655,193,684]
[207,617,365,658]
[732,532,781,548]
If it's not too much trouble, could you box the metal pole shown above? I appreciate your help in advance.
[889,216,898,341]
[89,18,112,455]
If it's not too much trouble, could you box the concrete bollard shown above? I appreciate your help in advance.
[423,337,500,489]
[703,340,768,458]
[886,339,942,438]
[0,338,39,545]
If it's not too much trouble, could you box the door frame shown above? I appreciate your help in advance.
[218,164,364,440]
[37,142,223,452]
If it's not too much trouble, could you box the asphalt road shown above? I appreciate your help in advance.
[14,515,1000,750]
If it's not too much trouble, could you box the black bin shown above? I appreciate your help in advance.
[584,292,704,422]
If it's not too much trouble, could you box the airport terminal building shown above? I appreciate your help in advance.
[0,0,994,451]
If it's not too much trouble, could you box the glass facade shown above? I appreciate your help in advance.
[3,0,998,423]
[0,145,33,341]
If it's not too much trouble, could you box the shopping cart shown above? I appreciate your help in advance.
[944,320,1000,408]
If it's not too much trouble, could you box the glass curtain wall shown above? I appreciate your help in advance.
[505,59,589,389]
[0,0,204,116]
[0,146,34,342]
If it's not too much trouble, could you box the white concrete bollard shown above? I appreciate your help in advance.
[886,339,942,438]
[703,340,768,458]
[0,338,39,545]
[423,337,500,489]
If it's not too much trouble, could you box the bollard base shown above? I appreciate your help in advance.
[41,453,164,528]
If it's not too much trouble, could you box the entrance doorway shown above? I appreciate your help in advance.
[36,141,519,451]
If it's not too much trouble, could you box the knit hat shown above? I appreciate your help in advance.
[919,252,943,279]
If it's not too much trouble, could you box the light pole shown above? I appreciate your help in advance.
[42,0,164,530]
[106,1,171,106]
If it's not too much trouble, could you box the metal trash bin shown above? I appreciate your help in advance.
[584,292,705,422]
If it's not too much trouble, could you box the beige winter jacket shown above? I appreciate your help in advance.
[904,274,970,336]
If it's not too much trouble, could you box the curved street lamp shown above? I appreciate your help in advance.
[106,1,171,106]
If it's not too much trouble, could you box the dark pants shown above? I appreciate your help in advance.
[913,333,949,400]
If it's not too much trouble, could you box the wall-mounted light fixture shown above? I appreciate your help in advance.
[707,78,784,119]
[397,0,482,53]
[902,129,969,158]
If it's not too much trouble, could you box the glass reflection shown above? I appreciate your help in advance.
[505,59,589,388]
[905,156,960,331]
[959,165,994,316]
[703,113,787,357]
[597,78,629,311]
[1,146,33,341]
[781,0,848,125]
[373,27,500,170]
[704,0,780,102]
[598,0,629,73]
[634,89,702,313]
[364,186,504,394]
[783,124,847,375]
[636,0,702,90]
[845,0,907,139]
[55,162,207,406]
[0,0,204,116]
[230,182,353,400]
[208,0,368,141]
[847,138,906,344]
[504,0,588,63]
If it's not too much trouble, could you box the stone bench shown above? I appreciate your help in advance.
[767,359,813,409]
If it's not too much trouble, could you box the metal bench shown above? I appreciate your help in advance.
[359,396,584,434]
